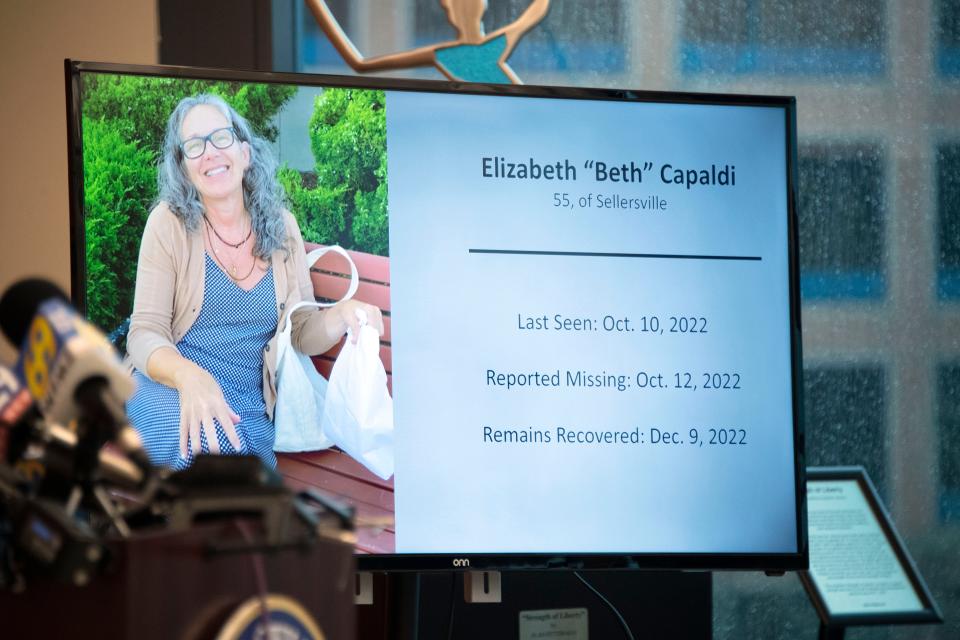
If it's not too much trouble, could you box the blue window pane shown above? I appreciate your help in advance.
[938,144,960,300]
[680,43,885,75]
[508,41,625,73]
[299,0,351,69]
[681,0,887,77]
[301,34,345,68]
[800,272,886,300]
[805,366,887,498]
[938,0,960,76]
[941,47,960,75]
[798,144,886,300]
[937,365,960,522]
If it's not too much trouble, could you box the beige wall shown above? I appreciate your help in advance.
[0,0,157,363]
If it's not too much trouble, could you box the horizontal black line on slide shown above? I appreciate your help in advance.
[468,248,762,261]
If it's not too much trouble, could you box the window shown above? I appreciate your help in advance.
[298,0,352,71]
[270,2,960,636]
[938,0,960,76]
[938,143,960,299]
[938,365,960,522]
[680,0,887,76]
[414,0,627,73]
[798,144,886,300]
[804,366,887,497]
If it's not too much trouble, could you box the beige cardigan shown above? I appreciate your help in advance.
[126,204,329,418]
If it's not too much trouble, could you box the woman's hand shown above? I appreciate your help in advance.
[171,362,242,457]
[327,299,385,344]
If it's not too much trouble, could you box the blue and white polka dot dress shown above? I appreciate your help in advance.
[127,254,278,470]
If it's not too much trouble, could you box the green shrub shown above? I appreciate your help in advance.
[81,75,295,149]
[81,116,156,333]
[277,166,347,245]
[295,88,388,255]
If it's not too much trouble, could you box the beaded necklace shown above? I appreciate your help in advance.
[204,217,257,281]
[203,213,252,248]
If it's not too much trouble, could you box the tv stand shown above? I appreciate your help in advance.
[357,570,711,639]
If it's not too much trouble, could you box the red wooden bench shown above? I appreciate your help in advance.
[275,242,395,554]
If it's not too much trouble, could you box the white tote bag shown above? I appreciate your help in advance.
[273,245,358,452]
[320,309,394,480]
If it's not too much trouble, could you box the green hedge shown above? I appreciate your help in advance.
[283,88,388,256]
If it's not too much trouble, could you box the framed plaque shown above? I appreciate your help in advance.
[800,467,942,628]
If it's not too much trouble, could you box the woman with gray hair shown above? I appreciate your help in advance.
[125,94,382,469]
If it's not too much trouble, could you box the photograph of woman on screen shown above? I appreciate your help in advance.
[306,0,550,84]
[125,94,383,470]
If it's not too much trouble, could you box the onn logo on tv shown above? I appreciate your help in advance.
[452,558,470,567]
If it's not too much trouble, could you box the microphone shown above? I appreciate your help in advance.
[0,278,68,350]
[39,422,145,488]
[0,279,135,432]
[2,360,145,490]
[0,279,148,484]
[0,361,43,464]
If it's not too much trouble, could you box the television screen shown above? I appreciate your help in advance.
[66,60,806,571]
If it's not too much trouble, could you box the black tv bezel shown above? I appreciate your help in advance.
[65,59,807,573]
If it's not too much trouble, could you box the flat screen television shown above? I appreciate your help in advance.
[65,60,806,572]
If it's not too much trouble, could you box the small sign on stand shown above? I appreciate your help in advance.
[520,608,589,640]
[800,467,943,640]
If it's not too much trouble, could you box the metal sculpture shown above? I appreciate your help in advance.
[305,0,551,84]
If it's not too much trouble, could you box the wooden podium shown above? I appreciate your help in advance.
[1,518,356,639]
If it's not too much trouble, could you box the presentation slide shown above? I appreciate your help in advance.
[385,91,799,554]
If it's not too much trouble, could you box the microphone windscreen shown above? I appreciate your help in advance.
[0,278,70,347]
[12,297,134,424]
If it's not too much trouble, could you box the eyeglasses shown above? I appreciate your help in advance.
[180,127,237,159]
